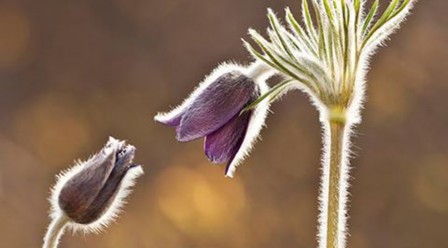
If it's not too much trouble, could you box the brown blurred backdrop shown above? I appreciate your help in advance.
[0,0,447,247]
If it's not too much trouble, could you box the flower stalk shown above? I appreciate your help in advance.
[43,214,69,248]
[327,120,345,248]
[321,106,351,248]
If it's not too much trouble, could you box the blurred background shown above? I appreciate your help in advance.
[0,0,447,247]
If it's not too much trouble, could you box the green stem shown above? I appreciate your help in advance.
[327,120,344,248]
[321,106,351,248]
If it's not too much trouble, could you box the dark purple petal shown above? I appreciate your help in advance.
[176,72,255,141]
[58,141,137,224]
[92,145,135,220]
[204,110,251,164]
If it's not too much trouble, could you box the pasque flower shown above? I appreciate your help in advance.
[155,0,415,247]
[155,62,272,177]
[43,137,143,248]
[243,1,416,248]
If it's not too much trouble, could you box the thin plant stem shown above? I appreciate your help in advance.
[320,106,351,248]
[247,60,274,79]
[43,214,69,248]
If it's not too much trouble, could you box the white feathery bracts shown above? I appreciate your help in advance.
[244,0,416,124]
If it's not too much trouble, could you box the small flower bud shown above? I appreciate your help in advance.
[49,137,143,232]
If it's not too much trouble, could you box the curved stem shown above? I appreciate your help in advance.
[43,214,69,248]
[247,60,276,80]
[318,107,352,248]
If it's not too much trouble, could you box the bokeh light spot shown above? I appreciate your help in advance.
[13,95,90,167]
[414,156,448,215]
[154,164,247,236]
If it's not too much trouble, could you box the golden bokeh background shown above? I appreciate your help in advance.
[0,0,447,247]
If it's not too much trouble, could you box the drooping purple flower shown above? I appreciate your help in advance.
[155,62,271,177]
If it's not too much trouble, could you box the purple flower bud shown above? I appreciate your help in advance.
[49,137,143,232]
[155,63,271,177]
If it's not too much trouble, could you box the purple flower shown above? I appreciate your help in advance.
[155,63,271,177]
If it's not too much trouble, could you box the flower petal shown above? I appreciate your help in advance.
[154,62,248,130]
[225,79,271,177]
[58,143,117,223]
[155,113,183,127]
[204,111,251,164]
[176,72,256,141]
[83,158,134,224]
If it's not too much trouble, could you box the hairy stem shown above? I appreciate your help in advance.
[43,214,69,248]
[247,60,275,80]
[327,119,345,248]
[319,106,352,248]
